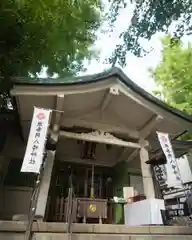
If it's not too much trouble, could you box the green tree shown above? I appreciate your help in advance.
[108,0,192,66]
[150,35,192,115]
[0,0,102,94]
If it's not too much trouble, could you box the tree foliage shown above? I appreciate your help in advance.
[108,0,192,66]
[0,0,102,93]
[150,35,192,115]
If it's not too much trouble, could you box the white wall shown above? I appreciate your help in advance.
[129,175,144,195]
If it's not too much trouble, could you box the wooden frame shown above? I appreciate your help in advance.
[59,130,147,149]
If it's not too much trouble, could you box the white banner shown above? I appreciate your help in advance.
[156,131,182,188]
[21,107,51,173]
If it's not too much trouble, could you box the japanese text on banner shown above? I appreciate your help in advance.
[21,107,51,173]
[156,131,182,188]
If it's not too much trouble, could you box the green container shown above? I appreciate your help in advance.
[114,198,126,224]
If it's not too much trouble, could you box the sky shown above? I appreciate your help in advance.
[39,2,163,93]
[39,1,191,93]
[82,2,164,93]
[82,1,192,93]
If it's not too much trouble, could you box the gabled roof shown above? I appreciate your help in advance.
[13,67,192,124]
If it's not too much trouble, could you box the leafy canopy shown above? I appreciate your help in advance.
[150,35,192,115]
[108,0,192,66]
[0,0,102,92]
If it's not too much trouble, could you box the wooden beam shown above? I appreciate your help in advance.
[62,118,140,139]
[100,86,119,112]
[102,110,141,139]
[125,115,163,164]
[126,149,139,163]
[119,140,149,163]
[60,130,142,149]
[139,115,163,138]
[100,92,112,112]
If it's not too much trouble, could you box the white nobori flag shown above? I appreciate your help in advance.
[21,107,51,173]
[156,131,182,188]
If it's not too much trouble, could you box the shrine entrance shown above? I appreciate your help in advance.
[46,161,114,222]
[9,67,192,231]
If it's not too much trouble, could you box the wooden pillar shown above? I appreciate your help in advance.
[140,146,155,198]
[84,168,88,197]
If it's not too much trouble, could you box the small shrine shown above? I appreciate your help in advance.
[0,67,191,229]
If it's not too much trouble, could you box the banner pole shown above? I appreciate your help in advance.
[24,152,47,240]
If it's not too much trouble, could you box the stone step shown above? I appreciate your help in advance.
[0,233,25,240]
[2,233,192,240]
[32,233,192,240]
[1,221,192,240]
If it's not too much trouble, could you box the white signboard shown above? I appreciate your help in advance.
[21,107,51,173]
[153,164,167,187]
[157,131,182,188]
[154,155,192,187]
[177,155,192,184]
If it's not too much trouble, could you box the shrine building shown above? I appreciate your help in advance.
[0,67,192,239]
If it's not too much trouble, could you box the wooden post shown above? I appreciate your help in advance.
[90,164,95,198]
[99,173,102,198]
[140,146,155,198]
[84,168,88,197]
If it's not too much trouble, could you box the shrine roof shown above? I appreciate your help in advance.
[13,67,192,124]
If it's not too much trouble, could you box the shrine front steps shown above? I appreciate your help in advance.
[1,222,192,240]
[2,233,192,240]
[32,233,192,240]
